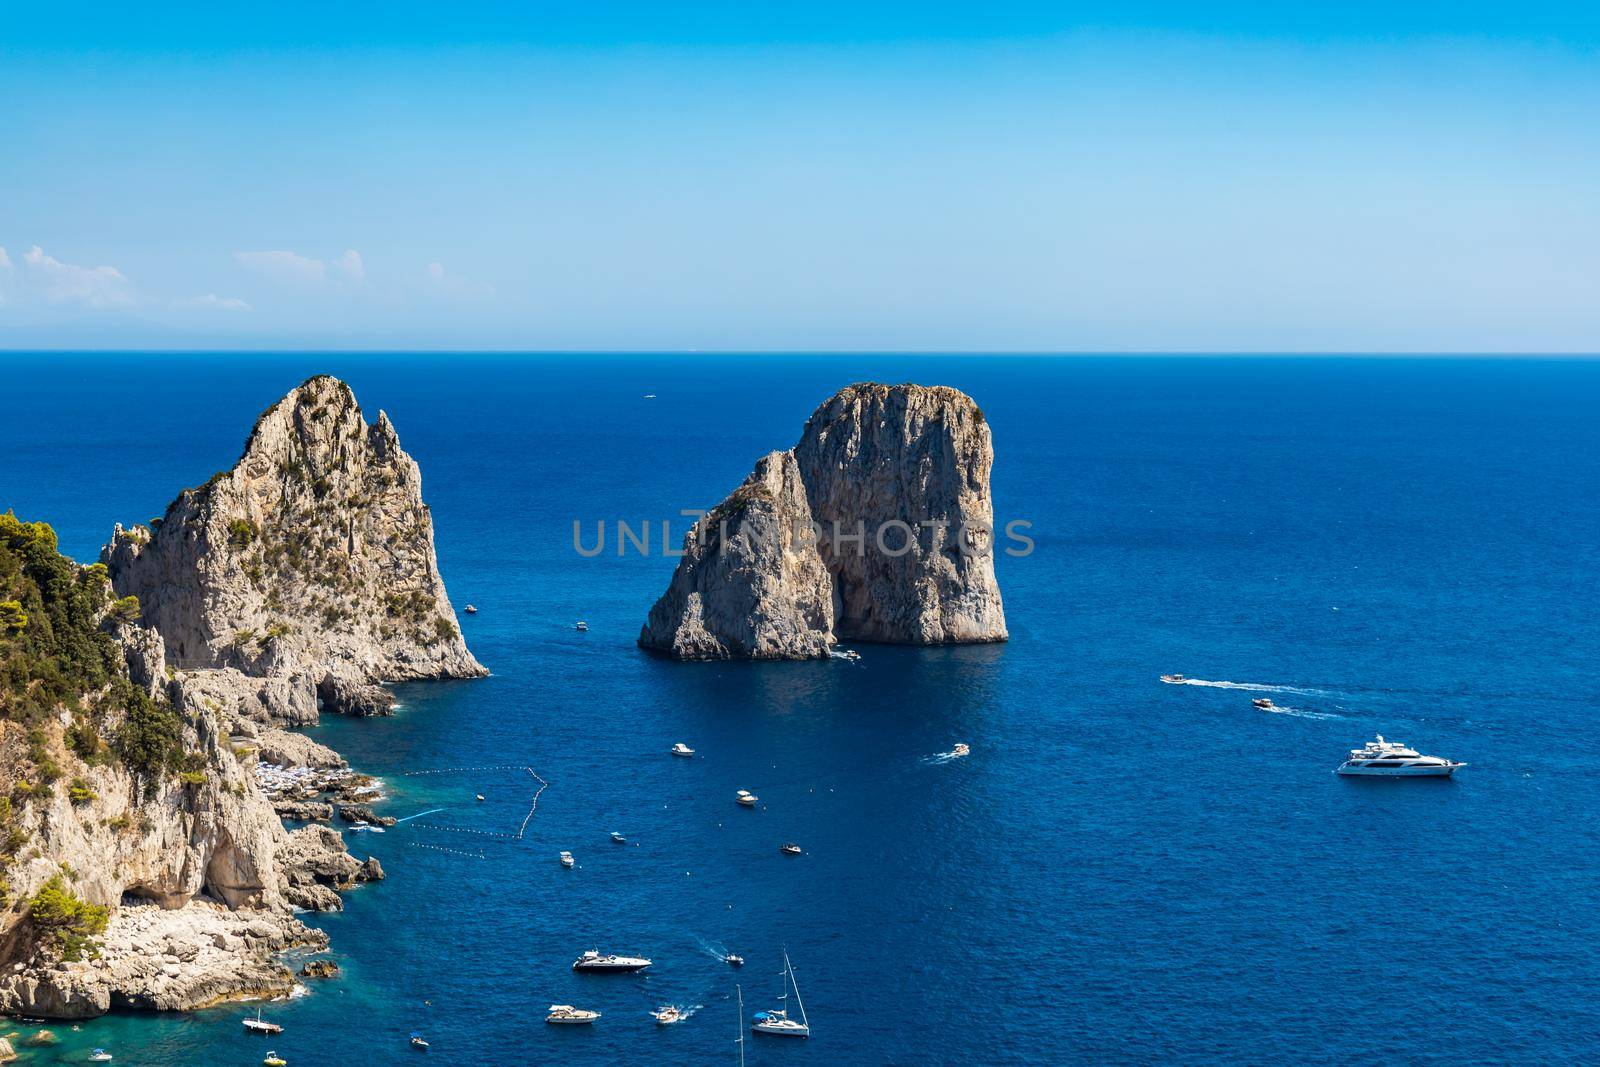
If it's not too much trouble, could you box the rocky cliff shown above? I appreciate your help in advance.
[640,383,1007,659]
[1,375,477,1020]
[103,374,485,723]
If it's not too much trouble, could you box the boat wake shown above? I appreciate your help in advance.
[1169,678,1330,696]
[921,749,967,765]
[696,938,735,963]
[1258,705,1344,721]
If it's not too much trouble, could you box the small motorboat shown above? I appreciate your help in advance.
[651,1005,683,1025]
[610,831,626,844]
[1253,698,1275,709]
[1160,673,1186,684]
[574,621,589,632]
[463,604,477,614]
[780,843,802,856]
[952,743,970,757]
[546,1005,601,1025]
[89,1052,113,1063]
[263,1054,287,1067]
[671,742,695,757]
[475,793,485,802]
[725,954,744,967]
[735,790,758,808]
[410,1032,430,1050]
[559,851,575,868]
[244,1008,283,1035]
[571,949,653,972]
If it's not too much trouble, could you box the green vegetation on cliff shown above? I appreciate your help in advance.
[27,874,108,961]
[0,512,184,803]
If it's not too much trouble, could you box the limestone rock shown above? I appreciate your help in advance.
[0,1037,15,1062]
[299,959,340,979]
[640,383,1007,659]
[639,452,833,660]
[102,374,485,724]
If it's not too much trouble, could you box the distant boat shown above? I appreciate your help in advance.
[572,949,652,972]
[463,604,477,614]
[475,794,485,802]
[725,954,744,967]
[952,743,970,757]
[779,843,802,856]
[752,948,810,1038]
[546,1004,601,1025]
[89,1052,113,1063]
[410,1032,430,1051]
[1160,674,1185,684]
[560,851,575,868]
[1253,698,1275,709]
[735,790,758,808]
[671,742,695,757]
[651,1005,683,1025]
[1338,735,1466,777]
[575,621,589,632]
[243,1008,283,1035]
[643,393,657,399]
[610,831,626,844]
[263,1054,287,1067]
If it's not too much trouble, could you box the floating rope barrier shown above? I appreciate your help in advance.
[397,765,548,843]
[407,842,486,860]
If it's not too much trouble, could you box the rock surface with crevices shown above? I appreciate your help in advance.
[640,383,1007,658]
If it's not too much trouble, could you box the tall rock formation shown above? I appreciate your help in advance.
[640,383,1007,659]
[103,375,485,721]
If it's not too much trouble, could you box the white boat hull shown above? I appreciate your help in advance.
[753,1022,810,1037]
[1338,762,1459,777]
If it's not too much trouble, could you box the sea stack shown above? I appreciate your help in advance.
[103,374,485,721]
[640,383,1007,659]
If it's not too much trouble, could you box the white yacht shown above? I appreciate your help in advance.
[546,1004,601,1025]
[671,742,695,757]
[559,850,575,868]
[1338,735,1465,777]
[752,949,810,1038]
[651,1005,683,1025]
[89,1052,113,1063]
[735,790,758,807]
[572,949,652,972]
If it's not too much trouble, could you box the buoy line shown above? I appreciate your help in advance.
[407,842,486,860]
[398,764,547,842]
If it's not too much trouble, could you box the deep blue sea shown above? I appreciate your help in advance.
[4,354,1600,1065]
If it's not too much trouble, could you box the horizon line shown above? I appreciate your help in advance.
[2,349,1599,359]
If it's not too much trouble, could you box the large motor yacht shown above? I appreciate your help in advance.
[1337,735,1465,777]
[572,949,653,973]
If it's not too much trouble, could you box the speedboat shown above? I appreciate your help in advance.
[1160,673,1185,684]
[475,794,485,802]
[752,949,810,1038]
[671,742,695,757]
[574,621,589,632]
[1252,698,1275,709]
[1337,735,1466,777]
[572,949,652,972]
[410,1032,430,1050]
[725,954,744,967]
[463,604,477,614]
[952,743,970,757]
[560,851,575,868]
[736,790,758,807]
[610,831,626,844]
[546,1004,601,1025]
[651,1005,683,1025]
[779,843,802,856]
[244,1008,283,1035]
[264,1054,287,1067]
[90,1052,113,1063]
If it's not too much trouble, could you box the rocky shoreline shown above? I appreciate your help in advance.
[0,376,479,1022]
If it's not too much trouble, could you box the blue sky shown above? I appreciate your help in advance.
[2,3,1597,352]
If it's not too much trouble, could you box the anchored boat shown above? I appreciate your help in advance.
[752,948,810,1038]
[546,1004,601,1024]
[671,742,695,757]
[572,949,652,972]
[1338,735,1465,777]
[735,790,758,807]
[243,1008,283,1035]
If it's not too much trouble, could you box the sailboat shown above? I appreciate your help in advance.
[751,948,810,1038]
[735,984,746,1066]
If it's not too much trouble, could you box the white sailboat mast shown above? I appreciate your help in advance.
[785,948,810,1028]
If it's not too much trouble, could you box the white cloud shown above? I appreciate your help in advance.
[235,247,365,287]
[22,245,133,307]
[336,249,364,283]
[177,293,252,311]
[0,246,11,270]
[422,260,494,299]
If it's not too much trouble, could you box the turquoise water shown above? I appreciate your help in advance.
[4,353,1600,1064]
